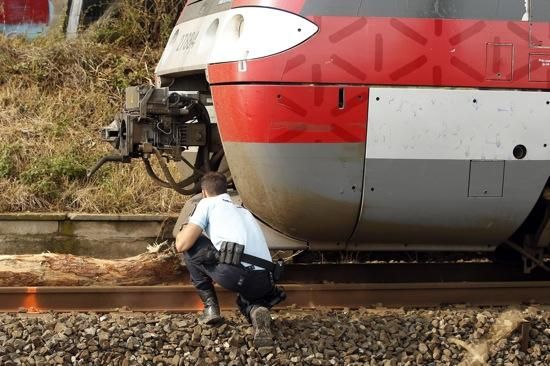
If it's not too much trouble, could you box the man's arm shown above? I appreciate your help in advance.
[175,223,203,253]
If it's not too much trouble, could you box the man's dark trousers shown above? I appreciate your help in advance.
[183,236,277,321]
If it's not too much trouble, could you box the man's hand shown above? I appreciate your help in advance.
[175,223,203,253]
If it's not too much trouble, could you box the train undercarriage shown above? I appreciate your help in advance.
[88,82,550,274]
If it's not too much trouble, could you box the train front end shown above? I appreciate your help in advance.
[99,0,550,271]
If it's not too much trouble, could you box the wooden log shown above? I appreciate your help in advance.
[0,245,185,286]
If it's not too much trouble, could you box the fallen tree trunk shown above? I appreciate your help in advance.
[0,245,184,286]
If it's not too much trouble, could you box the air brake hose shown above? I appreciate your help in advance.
[142,157,172,189]
[150,148,200,195]
[142,156,203,193]
[141,100,222,195]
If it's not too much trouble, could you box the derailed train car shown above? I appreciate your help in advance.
[93,0,550,272]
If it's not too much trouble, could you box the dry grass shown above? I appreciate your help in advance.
[0,0,188,213]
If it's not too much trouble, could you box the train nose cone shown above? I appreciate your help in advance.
[156,6,319,76]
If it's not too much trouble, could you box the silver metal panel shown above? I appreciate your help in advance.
[350,159,550,247]
[468,161,505,197]
[223,142,365,242]
[366,88,550,161]
[354,87,550,248]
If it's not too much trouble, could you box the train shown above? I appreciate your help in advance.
[91,0,550,273]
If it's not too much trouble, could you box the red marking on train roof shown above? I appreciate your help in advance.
[450,57,485,82]
[506,22,529,42]
[312,64,322,82]
[515,64,530,80]
[530,59,542,73]
[374,34,383,72]
[390,55,428,81]
[1,0,49,25]
[449,21,486,46]
[433,66,442,85]
[330,124,364,143]
[278,95,308,117]
[329,17,367,43]
[283,55,306,75]
[331,54,366,80]
[390,18,428,45]
[434,19,443,37]
[312,65,324,106]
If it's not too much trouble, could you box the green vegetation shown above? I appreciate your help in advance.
[0,0,187,213]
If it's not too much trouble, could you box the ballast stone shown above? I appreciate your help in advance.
[0,307,546,365]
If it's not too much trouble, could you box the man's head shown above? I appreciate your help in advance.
[201,172,228,197]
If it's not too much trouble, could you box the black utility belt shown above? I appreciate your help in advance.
[219,241,284,281]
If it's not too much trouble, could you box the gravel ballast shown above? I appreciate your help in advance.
[0,306,547,365]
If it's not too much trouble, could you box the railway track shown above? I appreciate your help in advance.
[0,263,548,312]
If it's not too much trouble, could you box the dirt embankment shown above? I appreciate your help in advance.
[0,0,187,214]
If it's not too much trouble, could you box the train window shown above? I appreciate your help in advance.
[356,0,526,20]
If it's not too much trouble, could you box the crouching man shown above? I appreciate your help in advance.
[174,172,285,347]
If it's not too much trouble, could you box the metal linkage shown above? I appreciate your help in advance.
[88,86,224,195]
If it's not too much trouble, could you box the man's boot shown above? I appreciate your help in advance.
[250,306,273,347]
[197,288,223,325]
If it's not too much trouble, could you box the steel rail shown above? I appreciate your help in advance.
[278,263,550,283]
[170,263,550,285]
[0,282,548,313]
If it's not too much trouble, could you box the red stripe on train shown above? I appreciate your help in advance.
[0,0,50,25]
[211,85,368,144]
[208,16,550,89]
